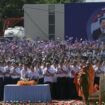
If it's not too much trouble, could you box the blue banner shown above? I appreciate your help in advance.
[65,3,105,41]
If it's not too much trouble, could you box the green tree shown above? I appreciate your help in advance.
[0,0,84,35]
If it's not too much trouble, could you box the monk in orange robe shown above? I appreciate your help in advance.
[74,63,98,99]
[88,64,98,94]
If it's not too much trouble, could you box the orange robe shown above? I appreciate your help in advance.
[74,68,83,97]
[88,65,98,95]
[74,73,80,95]
[74,66,98,97]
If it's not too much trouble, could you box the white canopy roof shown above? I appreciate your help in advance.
[4,26,24,40]
[85,0,105,2]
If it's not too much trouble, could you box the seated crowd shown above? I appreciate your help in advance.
[0,39,105,100]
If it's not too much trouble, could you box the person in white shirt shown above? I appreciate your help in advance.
[44,63,55,99]
[0,61,5,100]
[19,63,23,71]
[21,64,30,81]
[94,61,104,85]
[50,61,58,99]
[69,60,80,99]
[4,61,12,85]
[10,62,20,84]
[29,64,39,82]
[38,62,46,84]
[51,62,58,83]
[71,61,80,78]
[34,62,41,82]
[57,61,68,99]
[67,60,74,99]
[44,63,55,83]
[100,62,105,73]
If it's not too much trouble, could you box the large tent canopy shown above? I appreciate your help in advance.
[85,0,105,2]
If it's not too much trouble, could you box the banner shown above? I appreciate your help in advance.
[65,3,105,41]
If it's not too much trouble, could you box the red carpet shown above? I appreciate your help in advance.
[0,100,100,105]
[0,100,83,105]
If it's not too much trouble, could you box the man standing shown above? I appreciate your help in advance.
[44,63,56,99]
[0,62,5,100]
[21,64,30,80]
[4,61,11,85]
[10,62,20,84]
[93,18,105,40]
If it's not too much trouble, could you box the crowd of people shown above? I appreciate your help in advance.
[0,39,105,100]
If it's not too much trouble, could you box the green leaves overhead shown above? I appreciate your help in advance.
[0,0,84,35]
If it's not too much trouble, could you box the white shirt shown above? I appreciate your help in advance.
[42,67,47,75]
[21,69,30,80]
[38,66,44,79]
[29,69,39,80]
[44,66,56,83]
[51,65,57,82]
[56,65,68,78]
[34,67,40,78]
[10,67,20,79]
[4,65,11,77]
[70,65,80,78]
[93,65,103,77]
[101,28,105,33]
[0,66,5,78]
[67,65,73,78]
[92,65,98,72]
[100,66,105,73]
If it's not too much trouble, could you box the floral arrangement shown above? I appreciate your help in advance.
[3,101,105,105]
[17,80,37,86]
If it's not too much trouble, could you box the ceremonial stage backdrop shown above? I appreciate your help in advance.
[65,3,105,41]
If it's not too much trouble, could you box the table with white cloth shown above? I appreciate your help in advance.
[4,84,51,103]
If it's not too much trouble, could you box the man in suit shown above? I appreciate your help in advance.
[93,18,105,40]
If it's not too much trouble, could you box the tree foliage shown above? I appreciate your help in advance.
[0,0,84,35]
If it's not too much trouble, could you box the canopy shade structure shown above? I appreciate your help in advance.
[4,26,24,40]
[85,0,105,2]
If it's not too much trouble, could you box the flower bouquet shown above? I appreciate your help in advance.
[17,80,37,86]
